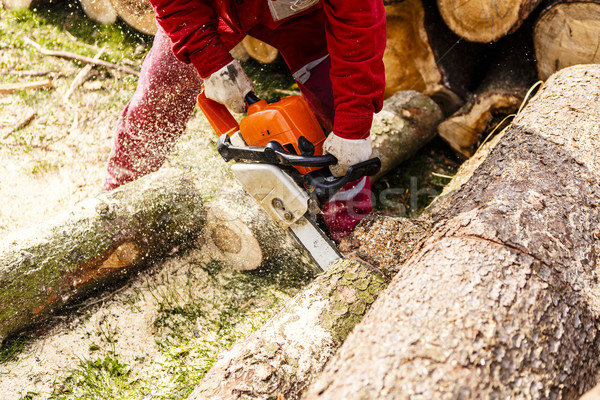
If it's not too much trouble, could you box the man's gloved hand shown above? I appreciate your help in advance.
[204,59,255,113]
[323,133,373,177]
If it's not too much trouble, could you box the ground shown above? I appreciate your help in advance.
[0,2,460,399]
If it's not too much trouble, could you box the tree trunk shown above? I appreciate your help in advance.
[109,0,157,35]
[304,64,600,399]
[438,23,538,158]
[383,0,485,116]
[0,166,314,344]
[370,90,443,181]
[80,0,118,25]
[437,0,544,43]
[534,0,600,81]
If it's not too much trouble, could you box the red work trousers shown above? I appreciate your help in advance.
[104,28,371,241]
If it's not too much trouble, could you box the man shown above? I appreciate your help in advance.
[104,0,386,241]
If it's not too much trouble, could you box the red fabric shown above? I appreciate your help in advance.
[149,0,386,139]
[322,177,372,242]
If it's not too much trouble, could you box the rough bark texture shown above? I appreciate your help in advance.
[384,0,485,116]
[437,0,544,43]
[0,169,205,344]
[304,64,600,399]
[438,24,538,158]
[370,90,443,181]
[534,0,600,81]
[188,259,389,400]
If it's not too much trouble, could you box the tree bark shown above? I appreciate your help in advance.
[438,24,538,158]
[187,258,389,400]
[304,64,600,399]
[370,90,443,181]
[80,0,118,25]
[0,169,204,344]
[534,0,600,81]
[437,0,544,43]
[383,0,485,116]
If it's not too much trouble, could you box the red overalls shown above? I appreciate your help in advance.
[105,0,386,240]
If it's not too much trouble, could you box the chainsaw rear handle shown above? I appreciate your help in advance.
[301,158,381,207]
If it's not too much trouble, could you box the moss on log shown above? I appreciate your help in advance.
[0,169,205,344]
[187,259,388,400]
[305,64,600,399]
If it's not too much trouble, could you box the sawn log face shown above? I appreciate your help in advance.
[304,65,600,399]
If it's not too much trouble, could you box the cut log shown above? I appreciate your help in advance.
[437,0,544,43]
[242,36,279,64]
[438,24,538,158]
[110,0,157,35]
[534,0,600,81]
[0,0,36,9]
[383,0,485,116]
[80,0,118,25]
[304,64,600,399]
[370,90,443,181]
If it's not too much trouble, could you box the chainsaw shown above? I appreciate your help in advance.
[197,90,381,271]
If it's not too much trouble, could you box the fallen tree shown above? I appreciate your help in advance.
[303,64,600,399]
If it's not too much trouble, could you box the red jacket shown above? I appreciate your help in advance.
[150,0,386,139]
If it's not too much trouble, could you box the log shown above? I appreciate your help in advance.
[110,0,157,35]
[383,0,485,116]
[187,258,389,400]
[534,0,600,81]
[80,0,118,25]
[242,36,279,64]
[438,24,539,158]
[437,0,544,43]
[304,64,600,399]
[370,90,443,181]
[0,169,205,344]
[0,165,315,344]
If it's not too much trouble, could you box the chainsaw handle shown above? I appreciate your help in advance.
[302,158,381,207]
[217,134,337,167]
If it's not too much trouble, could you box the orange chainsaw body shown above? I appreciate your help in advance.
[197,91,327,175]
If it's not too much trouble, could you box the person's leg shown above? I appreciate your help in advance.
[104,28,203,190]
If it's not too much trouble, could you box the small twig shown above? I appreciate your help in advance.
[274,88,302,96]
[0,79,53,94]
[64,47,106,102]
[2,112,37,139]
[4,68,78,78]
[23,37,140,77]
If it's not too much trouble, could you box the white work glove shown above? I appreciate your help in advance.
[204,59,255,113]
[323,133,373,177]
